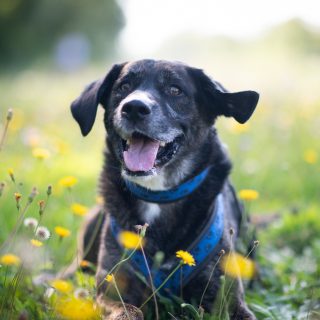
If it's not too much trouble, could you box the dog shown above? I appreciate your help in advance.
[71,59,259,319]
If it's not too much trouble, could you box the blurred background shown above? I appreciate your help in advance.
[0,0,320,317]
[1,0,319,210]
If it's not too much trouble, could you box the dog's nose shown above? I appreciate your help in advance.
[121,100,151,121]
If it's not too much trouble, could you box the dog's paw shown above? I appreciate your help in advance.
[232,305,256,320]
[97,297,143,320]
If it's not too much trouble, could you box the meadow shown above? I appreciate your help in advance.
[0,43,320,319]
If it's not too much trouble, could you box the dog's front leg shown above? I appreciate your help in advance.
[95,219,144,320]
[97,294,143,320]
[96,268,144,320]
[228,278,256,320]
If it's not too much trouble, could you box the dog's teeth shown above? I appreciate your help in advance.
[160,141,166,147]
[126,140,131,146]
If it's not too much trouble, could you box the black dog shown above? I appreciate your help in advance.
[71,59,259,319]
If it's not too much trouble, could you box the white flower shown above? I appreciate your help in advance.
[44,287,55,299]
[74,288,89,299]
[35,226,51,241]
[24,217,38,230]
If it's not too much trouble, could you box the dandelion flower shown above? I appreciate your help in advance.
[32,147,51,160]
[51,279,73,293]
[118,231,144,250]
[80,260,90,268]
[71,203,88,216]
[14,192,22,201]
[220,252,256,280]
[30,239,43,247]
[304,149,317,164]
[74,288,90,299]
[35,226,51,240]
[8,168,15,181]
[24,217,38,230]
[59,176,78,188]
[0,253,21,266]
[238,189,259,201]
[231,122,250,134]
[176,250,196,266]
[55,226,71,238]
[54,140,70,155]
[55,296,99,320]
[95,196,104,205]
[105,274,114,283]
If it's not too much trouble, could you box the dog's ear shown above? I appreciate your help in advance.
[71,63,125,136]
[190,68,259,124]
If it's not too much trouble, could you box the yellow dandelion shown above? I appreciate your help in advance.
[230,122,250,134]
[14,192,22,201]
[118,231,144,250]
[0,253,21,266]
[220,252,256,280]
[55,296,99,320]
[176,250,196,266]
[55,226,71,238]
[105,274,114,283]
[71,203,88,216]
[238,189,259,201]
[80,260,90,268]
[59,176,78,188]
[8,168,15,181]
[54,139,70,155]
[51,279,73,293]
[304,149,317,164]
[32,147,51,160]
[95,196,104,205]
[30,239,43,247]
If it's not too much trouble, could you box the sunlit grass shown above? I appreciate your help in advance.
[0,63,320,319]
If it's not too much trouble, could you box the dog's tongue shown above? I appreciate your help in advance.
[124,137,160,172]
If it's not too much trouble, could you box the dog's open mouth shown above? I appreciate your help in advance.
[122,132,181,175]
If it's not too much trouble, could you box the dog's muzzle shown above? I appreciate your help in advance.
[122,132,182,174]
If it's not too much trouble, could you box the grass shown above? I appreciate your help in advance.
[0,63,320,319]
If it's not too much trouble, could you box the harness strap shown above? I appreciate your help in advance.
[123,167,211,203]
[109,194,224,296]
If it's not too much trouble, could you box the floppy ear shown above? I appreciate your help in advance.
[191,68,259,124]
[71,63,125,136]
[215,90,259,124]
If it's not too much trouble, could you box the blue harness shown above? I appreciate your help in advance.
[110,167,224,296]
[123,167,211,203]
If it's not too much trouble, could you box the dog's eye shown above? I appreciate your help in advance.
[169,85,182,96]
[119,82,131,93]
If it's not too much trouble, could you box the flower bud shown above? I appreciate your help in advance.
[47,185,52,196]
[28,187,38,203]
[6,109,13,121]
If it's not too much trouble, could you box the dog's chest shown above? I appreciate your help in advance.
[139,202,161,224]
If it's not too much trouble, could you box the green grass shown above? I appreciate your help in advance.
[0,64,320,319]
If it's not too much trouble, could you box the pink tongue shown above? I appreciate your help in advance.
[123,137,160,172]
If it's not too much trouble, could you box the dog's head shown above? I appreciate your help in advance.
[71,59,259,187]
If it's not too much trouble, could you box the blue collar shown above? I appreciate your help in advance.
[109,194,224,296]
[124,167,211,203]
